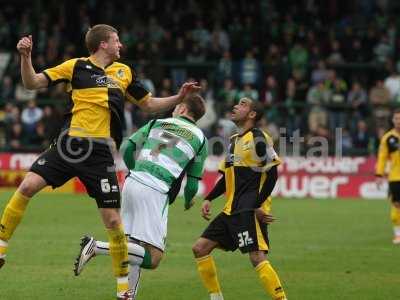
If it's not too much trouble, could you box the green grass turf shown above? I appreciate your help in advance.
[0,191,399,299]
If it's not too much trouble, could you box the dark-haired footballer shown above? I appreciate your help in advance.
[192,97,287,300]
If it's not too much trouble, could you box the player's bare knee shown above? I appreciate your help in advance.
[18,173,46,197]
[192,242,207,258]
[249,251,266,267]
[149,249,163,269]
[150,257,162,269]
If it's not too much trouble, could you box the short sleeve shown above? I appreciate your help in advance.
[125,67,151,105]
[252,129,281,170]
[42,58,77,86]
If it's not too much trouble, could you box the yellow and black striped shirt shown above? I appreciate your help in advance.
[219,128,281,215]
[376,129,400,181]
[43,56,151,148]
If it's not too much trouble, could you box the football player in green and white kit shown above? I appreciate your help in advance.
[74,93,207,298]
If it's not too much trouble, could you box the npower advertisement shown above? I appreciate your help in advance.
[0,153,387,199]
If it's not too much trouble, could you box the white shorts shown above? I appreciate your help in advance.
[121,177,169,251]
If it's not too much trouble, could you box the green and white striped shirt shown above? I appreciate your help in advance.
[128,116,208,194]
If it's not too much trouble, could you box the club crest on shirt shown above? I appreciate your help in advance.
[116,69,125,79]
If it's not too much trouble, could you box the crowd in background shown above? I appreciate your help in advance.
[1,0,400,155]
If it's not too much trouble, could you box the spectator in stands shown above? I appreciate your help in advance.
[6,122,26,151]
[216,51,234,84]
[326,39,345,65]
[374,34,393,64]
[2,1,400,157]
[216,78,238,114]
[148,17,164,44]
[192,19,210,49]
[324,70,347,129]
[288,40,309,75]
[285,78,300,136]
[28,121,48,149]
[341,128,353,155]
[0,75,14,105]
[3,104,20,125]
[259,75,280,123]
[239,49,261,87]
[237,84,259,102]
[370,79,391,128]
[351,120,370,150]
[311,60,329,85]
[41,105,61,142]
[384,65,400,102]
[21,99,43,134]
[210,22,230,54]
[306,80,330,134]
[160,78,174,95]
[328,78,348,130]
[263,44,284,82]
[347,81,368,128]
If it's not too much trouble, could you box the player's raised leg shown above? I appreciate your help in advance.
[0,172,47,268]
[74,236,152,276]
[249,251,287,300]
[192,238,224,300]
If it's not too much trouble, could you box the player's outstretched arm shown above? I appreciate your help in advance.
[17,35,48,90]
[139,82,201,113]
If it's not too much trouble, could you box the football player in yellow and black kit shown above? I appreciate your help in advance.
[192,98,287,300]
[0,24,199,300]
[376,109,400,244]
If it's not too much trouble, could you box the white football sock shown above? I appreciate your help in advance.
[95,241,146,265]
[129,264,141,298]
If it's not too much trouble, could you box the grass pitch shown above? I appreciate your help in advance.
[0,191,399,299]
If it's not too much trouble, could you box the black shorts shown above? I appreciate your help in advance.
[30,135,120,208]
[389,181,400,203]
[201,211,269,253]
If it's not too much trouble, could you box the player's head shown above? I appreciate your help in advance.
[231,97,264,126]
[172,93,206,122]
[393,109,400,130]
[85,24,122,60]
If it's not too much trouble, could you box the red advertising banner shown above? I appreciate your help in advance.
[0,153,387,199]
[272,157,386,199]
